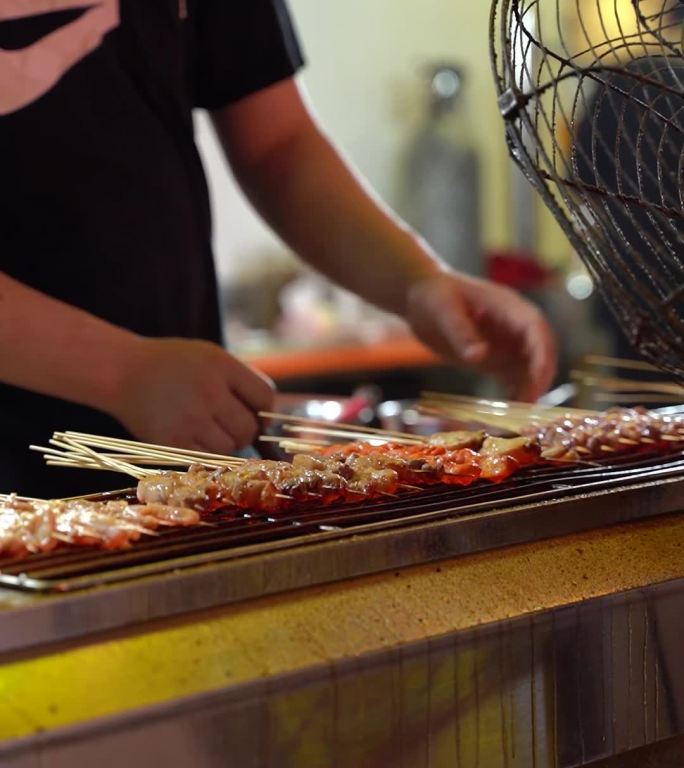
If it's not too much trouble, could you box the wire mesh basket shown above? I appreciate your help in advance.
[490,0,684,380]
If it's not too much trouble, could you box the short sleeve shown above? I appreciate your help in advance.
[189,0,305,110]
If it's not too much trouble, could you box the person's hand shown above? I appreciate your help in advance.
[110,338,275,455]
[406,271,557,401]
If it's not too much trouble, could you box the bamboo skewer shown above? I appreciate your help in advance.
[420,391,600,419]
[571,371,684,397]
[32,432,246,474]
[590,392,684,404]
[58,431,245,468]
[259,411,420,441]
[32,443,152,480]
[582,354,660,373]
[417,403,530,434]
[281,423,423,445]
[258,435,333,452]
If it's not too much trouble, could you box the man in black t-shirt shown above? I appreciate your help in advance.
[0,0,557,497]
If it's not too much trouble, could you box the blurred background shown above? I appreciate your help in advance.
[193,0,662,404]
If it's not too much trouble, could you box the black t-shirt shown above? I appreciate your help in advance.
[0,0,304,497]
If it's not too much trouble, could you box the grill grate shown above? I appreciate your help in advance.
[2,451,684,593]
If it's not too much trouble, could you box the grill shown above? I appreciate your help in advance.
[3,450,684,764]
[2,447,684,655]
[3,450,683,594]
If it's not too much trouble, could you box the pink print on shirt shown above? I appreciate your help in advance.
[0,0,120,115]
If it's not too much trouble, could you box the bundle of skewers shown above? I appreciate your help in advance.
[2,396,683,560]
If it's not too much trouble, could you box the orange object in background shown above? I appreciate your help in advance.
[246,334,440,382]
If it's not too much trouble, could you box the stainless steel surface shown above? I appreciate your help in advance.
[2,573,684,767]
[1,454,684,654]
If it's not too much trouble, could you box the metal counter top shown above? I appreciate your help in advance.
[2,512,684,766]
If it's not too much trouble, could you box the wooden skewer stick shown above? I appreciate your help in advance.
[572,371,684,396]
[417,403,529,434]
[258,435,332,449]
[33,442,178,470]
[259,411,420,441]
[95,455,223,468]
[281,423,422,445]
[45,457,153,480]
[37,437,153,480]
[590,393,684,404]
[61,431,244,466]
[40,443,139,475]
[56,436,148,477]
[49,433,244,471]
[582,354,660,373]
[420,391,599,418]
[38,439,144,473]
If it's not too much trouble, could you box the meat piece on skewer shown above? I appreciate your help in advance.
[0,496,201,558]
[121,502,201,529]
[138,453,407,514]
[521,406,684,461]
[0,498,58,557]
[316,437,537,485]
[478,436,541,481]
[424,430,486,450]
[137,464,222,509]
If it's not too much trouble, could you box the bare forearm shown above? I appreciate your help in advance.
[212,79,557,400]
[227,124,444,316]
[0,274,276,452]
[0,272,140,411]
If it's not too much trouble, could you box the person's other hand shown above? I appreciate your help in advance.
[406,272,557,401]
[111,338,275,454]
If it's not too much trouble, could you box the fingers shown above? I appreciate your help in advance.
[447,276,557,402]
[225,362,275,413]
[528,314,558,399]
[408,276,489,364]
[189,376,262,453]
[189,421,237,456]
[437,295,489,364]
[114,338,276,454]
[510,309,558,402]
[214,392,260,448]
[189,396,260,455]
